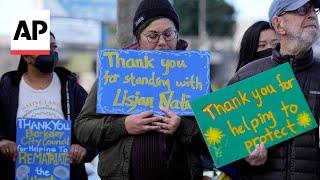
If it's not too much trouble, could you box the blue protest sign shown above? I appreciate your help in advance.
[16,118,71,180]
[97,49,211,115]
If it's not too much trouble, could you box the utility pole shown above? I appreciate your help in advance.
[117,0,141,48]
[198,0,209,50]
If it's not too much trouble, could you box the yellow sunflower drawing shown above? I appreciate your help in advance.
[297,112,311,128]
[204,127,225,146]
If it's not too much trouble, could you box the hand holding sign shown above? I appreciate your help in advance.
[154,107,181,135]
[0,139,17,161]
[69,144,87,164]
[245,144,267,166]
[125,111,162,135]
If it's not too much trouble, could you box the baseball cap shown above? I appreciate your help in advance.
[268,0,320,25]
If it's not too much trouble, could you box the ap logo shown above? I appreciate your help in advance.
[11,10,50,55]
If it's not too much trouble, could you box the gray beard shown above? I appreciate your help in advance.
[288,37,312,56]
[285,30,319,56]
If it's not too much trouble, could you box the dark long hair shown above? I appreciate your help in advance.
[17,32,56,73]
[236,21,272,71]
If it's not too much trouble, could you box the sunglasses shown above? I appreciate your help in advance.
[278,3,320,16]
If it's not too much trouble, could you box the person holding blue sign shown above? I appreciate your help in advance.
[0,32,97,179]
[228,0,320,179]
[75,0,208,180]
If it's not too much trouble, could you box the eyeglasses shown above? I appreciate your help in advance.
[278,3,320,16]
[143,29,177,44]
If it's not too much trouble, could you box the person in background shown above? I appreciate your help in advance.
[75,0,207,180]
[236,21,279,71]
[0,32,96,180]
[228,0,320,179]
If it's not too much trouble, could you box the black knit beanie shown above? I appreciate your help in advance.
[133,0,180,36]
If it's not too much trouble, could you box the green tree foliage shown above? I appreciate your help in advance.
[173,0,235,37]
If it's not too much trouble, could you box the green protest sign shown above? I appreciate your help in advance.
[191,63,317,168]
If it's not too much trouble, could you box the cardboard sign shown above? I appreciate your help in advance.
[97,49,210,115]
[191,63,317,168]
[16,118,71,180]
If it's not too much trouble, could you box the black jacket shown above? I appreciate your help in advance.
[0,67,96,180]
[228,48,320,180]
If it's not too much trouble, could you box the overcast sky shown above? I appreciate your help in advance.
[227,0,273,21]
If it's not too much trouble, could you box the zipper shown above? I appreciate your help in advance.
[286,141,292,180]
[66,81,71,120]
[289,57,294,72]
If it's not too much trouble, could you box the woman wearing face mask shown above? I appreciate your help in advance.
[75,0,207,180]
[236,21,279,71]
[0,32,97,179]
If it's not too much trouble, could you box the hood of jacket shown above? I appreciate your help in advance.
[1,66,78,87]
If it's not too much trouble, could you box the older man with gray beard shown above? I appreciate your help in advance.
[228,0,320,179]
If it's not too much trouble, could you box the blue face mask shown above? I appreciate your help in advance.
[34,51,59,73]
[254,48,273,60]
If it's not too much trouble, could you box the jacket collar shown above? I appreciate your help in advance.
[271,44,314,73]
[124,39,189,50]
[1,67,76,86]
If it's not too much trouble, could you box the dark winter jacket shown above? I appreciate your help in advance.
[0,67,97,180]
[75,39,207,180]
[228,47,320,180]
